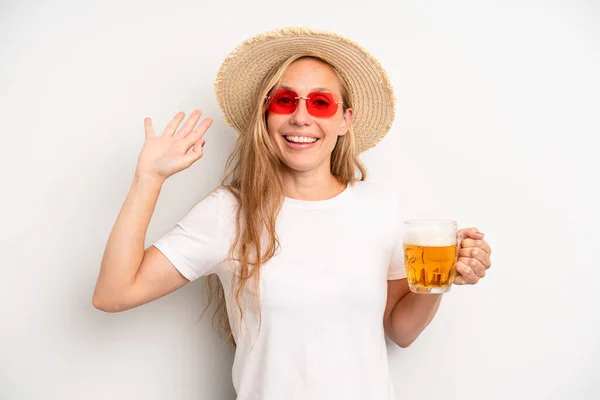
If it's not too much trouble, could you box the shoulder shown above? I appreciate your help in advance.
[211,186,240,209]
[185,186,239,221]
[194,186,239,205]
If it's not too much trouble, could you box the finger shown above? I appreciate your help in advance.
[183,117,213,148]
[459,238,492,256]
[163,111,186,137]
[458,227,484,241]
[458,256,486,278]
[454,261,480,285]
[144,117,155,139]
[459,247,492,269]
[174,109,202,139]
[183,139,205,166]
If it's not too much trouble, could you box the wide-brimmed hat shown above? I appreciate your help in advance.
[214,26,396,154]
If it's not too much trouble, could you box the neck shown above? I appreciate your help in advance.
[281,168,346,201]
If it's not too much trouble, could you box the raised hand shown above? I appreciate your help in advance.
[134,110,212,183]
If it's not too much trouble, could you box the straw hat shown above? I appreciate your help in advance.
[214,27,396,154]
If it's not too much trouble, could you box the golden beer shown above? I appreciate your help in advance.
[403,220,457,293]
[403,244,458,288]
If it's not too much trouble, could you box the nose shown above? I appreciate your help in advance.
[289,97,312,126]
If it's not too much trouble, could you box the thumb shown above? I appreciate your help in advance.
[144,117,155,139]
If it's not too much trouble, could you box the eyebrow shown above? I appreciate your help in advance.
[278,85,334,93]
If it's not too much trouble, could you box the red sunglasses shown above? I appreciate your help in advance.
[265,89,343,118]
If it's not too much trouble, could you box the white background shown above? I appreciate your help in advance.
[1,0,599,399]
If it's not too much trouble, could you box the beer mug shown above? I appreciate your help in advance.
[403,220,458,294]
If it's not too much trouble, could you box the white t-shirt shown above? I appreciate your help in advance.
[153,180,407,400]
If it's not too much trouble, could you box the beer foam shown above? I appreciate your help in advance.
[403,222,456,247]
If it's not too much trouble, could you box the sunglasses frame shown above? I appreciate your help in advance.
[265,89,344,118]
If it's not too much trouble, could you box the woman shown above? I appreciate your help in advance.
[93,27,492,400]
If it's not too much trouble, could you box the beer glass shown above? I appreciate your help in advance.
[403,220,458,294]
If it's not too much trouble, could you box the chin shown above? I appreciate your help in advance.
[281,159,318,173]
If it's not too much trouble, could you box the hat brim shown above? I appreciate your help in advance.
[214,27,395,154]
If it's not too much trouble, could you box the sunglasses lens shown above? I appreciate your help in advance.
[307,92,338,117]
[268,89,297,114]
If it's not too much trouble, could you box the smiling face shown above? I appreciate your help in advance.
[266,57,353,176]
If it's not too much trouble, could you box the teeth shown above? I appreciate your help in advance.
[285,136,318,143]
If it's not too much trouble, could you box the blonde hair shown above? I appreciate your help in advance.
[203,54,367,347]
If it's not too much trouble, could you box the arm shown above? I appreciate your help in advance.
[383,229,492,347]
[93,110,211,312]
[92,175,189,312]
[383,278,443,348]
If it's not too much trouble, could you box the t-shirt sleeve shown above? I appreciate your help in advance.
[388,235,407,280]
[152,189,225,281]
[387,192,407,280]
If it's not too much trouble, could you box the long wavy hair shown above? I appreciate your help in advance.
[203,54,367,347]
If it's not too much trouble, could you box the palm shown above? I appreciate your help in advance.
[135,110,212,181]
[138,135,190,178]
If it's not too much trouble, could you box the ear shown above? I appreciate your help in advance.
[338,107,353,136]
